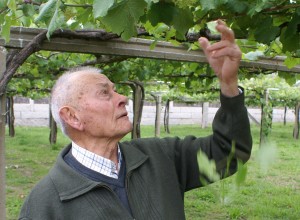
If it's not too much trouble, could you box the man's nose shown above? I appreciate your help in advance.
[116,93,128,106]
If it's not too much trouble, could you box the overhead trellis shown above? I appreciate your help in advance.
[1,26,300,96]
[1,26,300,95]
[2,27,300,73]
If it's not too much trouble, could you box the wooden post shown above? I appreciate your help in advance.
[49,107,57,144]
[132,84,144,139]
[201,102,209,128]
[293,103,300,139]
[260,88,277,146]
[163,99,170,134]
[124,81,144,139]
[260,90,269,145]
[151,93,162,137]
[0,46,7,220]
[283,106,287,125]
[7,96,15,137]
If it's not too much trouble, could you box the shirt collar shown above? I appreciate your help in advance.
[71,141,122,179]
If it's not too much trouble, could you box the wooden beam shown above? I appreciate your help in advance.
[240,56,300,73]
[0,46,7,220]
[0,26,299,73]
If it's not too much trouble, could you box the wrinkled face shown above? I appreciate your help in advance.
[75,73,132,139]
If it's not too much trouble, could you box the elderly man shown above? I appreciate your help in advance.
[19,20,252,220]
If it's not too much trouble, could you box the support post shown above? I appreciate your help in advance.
[163,99,170,134]
[201,102,209,128]
[293,103,300,139]
[151,93,162,137]
[0,46,7,220]
[124,81,144,139]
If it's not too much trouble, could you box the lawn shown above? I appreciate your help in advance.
[5,123,300,219]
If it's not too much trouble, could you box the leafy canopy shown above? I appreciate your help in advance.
[0,0,299,63]
[1,0,300,104]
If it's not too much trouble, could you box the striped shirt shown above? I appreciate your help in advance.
[71,142,122,179]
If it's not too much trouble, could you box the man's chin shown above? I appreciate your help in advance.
[122,123,133,135]
[126,124,133,133]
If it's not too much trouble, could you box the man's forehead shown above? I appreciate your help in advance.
[69,72,114,89]
[85,76,114,91]
[79,72,110,83]
[95,75,114,86]
[96,82,115,88]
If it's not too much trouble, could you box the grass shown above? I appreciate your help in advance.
[4,123,300,219]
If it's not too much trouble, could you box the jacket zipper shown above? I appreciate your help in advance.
[125,171,135,220]
[98,184,135,219]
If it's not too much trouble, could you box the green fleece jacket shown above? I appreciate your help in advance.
[19,91,252,220]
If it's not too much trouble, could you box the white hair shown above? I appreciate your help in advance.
[50,66,102,137]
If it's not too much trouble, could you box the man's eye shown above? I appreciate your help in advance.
[99,90,109,95]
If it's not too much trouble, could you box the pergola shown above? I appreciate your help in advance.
[3,27,300,72]
[0,26,299,219]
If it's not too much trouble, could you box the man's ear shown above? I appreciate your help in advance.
[59,106,84,131]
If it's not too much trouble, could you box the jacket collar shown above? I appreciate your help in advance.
[49,142,148,201]
[120,141,149,173]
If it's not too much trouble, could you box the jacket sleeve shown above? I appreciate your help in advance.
[160,88,252,192]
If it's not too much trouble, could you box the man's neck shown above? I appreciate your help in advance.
[71,138,120,165]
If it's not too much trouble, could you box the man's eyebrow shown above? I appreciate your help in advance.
[96,83,109,88]
[96,82,115,89]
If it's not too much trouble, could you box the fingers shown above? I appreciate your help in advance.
[210,46,241,60]
[205,41,241,59]
[215,19,235,43]
[199,20,240,59]
[198,37,211,57]
[206,40,230,52]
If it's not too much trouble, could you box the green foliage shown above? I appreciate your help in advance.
[280,8,300,53]
[235,160,247,187]
[256,141,278,174]
[242,73,300,108]
[101,0,147,40]
[254,17,280,44]
[0,0,299,59]
[7,51,96,99]
[147,1,193,40]
[93,0,114,18]
[35,0,56,23]
[197,149,220,184]
[1,0,300,109]
[261,102,273,142]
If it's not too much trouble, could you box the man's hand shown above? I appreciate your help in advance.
[198,20,241,97]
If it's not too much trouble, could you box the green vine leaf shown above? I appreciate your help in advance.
[280,9,300,53]
[7,0,16,12]
[254,17,280,45]
[93,0,114,18]
[101,0,147,40]
[200,0,217,11]
[227,0,248,14]
[284,53,300,69]
[256,141,278,174]
[46,1,64,39]
[21,4,36,17]
[197,150,220,183]
[235,160,247,187]
[172,7,193,40]
[1,15,11,43]
[35,0,56,23]
[147,2,193,40]
[148,2,177,27]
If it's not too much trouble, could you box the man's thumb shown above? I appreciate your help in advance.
[198,37,210,54]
